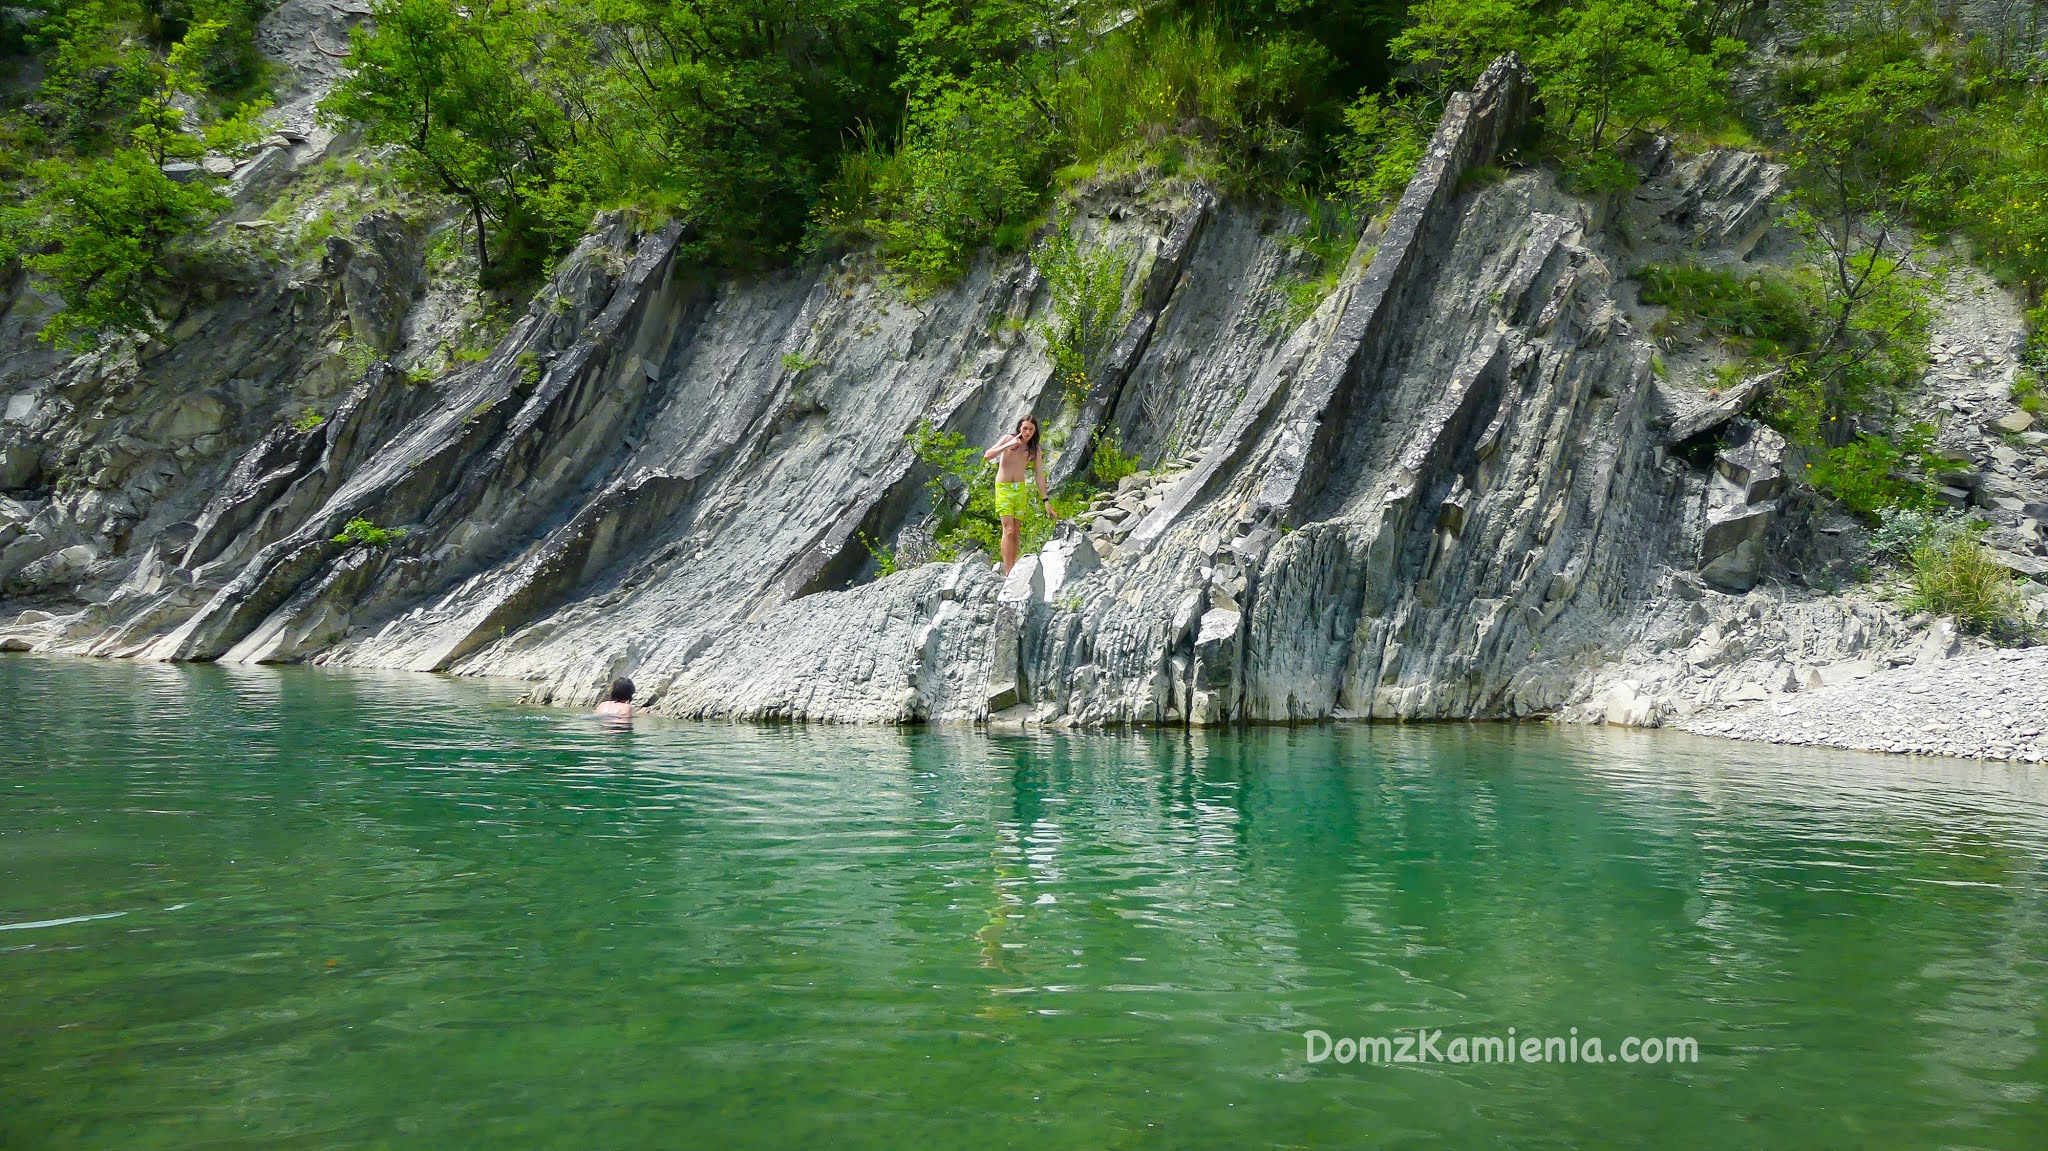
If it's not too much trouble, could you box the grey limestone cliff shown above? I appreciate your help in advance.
[2,51,2041,738]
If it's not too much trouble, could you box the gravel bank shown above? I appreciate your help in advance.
[1675,647,2048,762]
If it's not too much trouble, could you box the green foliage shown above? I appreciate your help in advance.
[1088,426,1141,486]
[1775,35,1951,385]
[307,0,1425,291]
[1358,0,1741,199]
[1800,429,1938,520]
[290,408,325,433]
[1869,505,1941,562]
[1638,263,1815,354]
[1335,90,1431,206]
[333,517,406,549]
[1530,0,1740,162]
[859,531,899,578]
[1900,517,2027,637]
[326,0,906,282]
[1031,222,1132,398]
[815,3,1414,286]
[1050,13,1339,189]
[1639,252,1936,517]
[2,151,227,348]
[2014,373,2046,420]
[0,0,267,347]
[781,353,823,374]
[1276,193,1368,324]
[342,339,379,375]
[861,81,1054,288]
[908,419,1085,560]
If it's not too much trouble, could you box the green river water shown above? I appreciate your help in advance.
[2,654,2046,1149]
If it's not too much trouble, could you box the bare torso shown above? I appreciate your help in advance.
[993,441,1033,483]
[594,701,634,718]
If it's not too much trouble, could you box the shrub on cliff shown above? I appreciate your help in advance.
[0,4,261,347]
[1901,518,2027,638]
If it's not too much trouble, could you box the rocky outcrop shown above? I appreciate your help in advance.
[1,53,2036,737]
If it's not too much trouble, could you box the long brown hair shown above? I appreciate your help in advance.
[1014,415,1041,460]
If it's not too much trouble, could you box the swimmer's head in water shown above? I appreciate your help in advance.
[1014,415,1040,460]
[608,677,635,703]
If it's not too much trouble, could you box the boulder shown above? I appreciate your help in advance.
[1658,369,1780,447]
[997,555,1042,605]
[1989,548,2048,578]
[1038,534,1099,599]
[1714,424,1788,502]
[1600,680,1663,727]
[1985,410,2035,435]
[1915,616,1960,663]
[331,212,423,355]
[1699,501,1775,591]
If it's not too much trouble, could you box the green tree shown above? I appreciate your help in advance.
[2,151,227,348]
[1532,0,1739,186]
[328,0,907,276]
[323,0,563,279]
[1,3,237,348]
[1776,37,1951,443]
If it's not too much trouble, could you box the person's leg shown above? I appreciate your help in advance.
[1000,515,1020,573]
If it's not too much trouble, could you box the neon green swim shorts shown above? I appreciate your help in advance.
[994,480,1034,519]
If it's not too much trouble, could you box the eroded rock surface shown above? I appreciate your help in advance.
[2,53,2041,751]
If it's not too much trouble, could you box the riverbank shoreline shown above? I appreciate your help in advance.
[1672,646,2048,763]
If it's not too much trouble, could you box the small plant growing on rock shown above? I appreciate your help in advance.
[2014,372,2045,421]
[290,408,326,433]
[341,339,380,376]
[1089,427,1141,486]
[781,353,823,374]
[1276,193,1369,328]
[1900,518,2025,638]
[1032,221,1131,400]
[333,517,405,549]
[859,531,899,578]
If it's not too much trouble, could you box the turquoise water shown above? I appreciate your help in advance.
[3,656,2046,1149]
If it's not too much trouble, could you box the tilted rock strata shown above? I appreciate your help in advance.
[4,52,2042,749]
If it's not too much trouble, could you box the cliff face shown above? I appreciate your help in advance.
[0,54,1970,725]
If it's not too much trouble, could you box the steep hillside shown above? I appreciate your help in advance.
[1,0,2045,753]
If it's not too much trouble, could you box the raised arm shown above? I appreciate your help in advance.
[982,433,1018,461]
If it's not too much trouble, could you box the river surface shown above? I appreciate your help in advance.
[3,655,2046,1149]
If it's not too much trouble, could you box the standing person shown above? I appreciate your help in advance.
[982,415,1057,574]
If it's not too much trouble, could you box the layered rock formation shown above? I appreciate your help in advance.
[1,50,2038,733]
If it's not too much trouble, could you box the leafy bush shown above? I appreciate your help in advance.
[1901,518,2026,637]
[2015,373,2046,420]
[1336,91,1432,207]
[1637,249,1934,518]
[1089,427,1141,486]
[1637,264,1815,354]
[0,1,259,347]
[327,0,907,281]
[3,151,227,348]
[1868,505,1940,561]
[1031,223,1131,398]
[869,81,1053,288]
[333,517,406,549]
[1050,13,1336,189]
[1801,430,1938,519]
[1364,0,1741,199]
[1276,193,1370,325]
